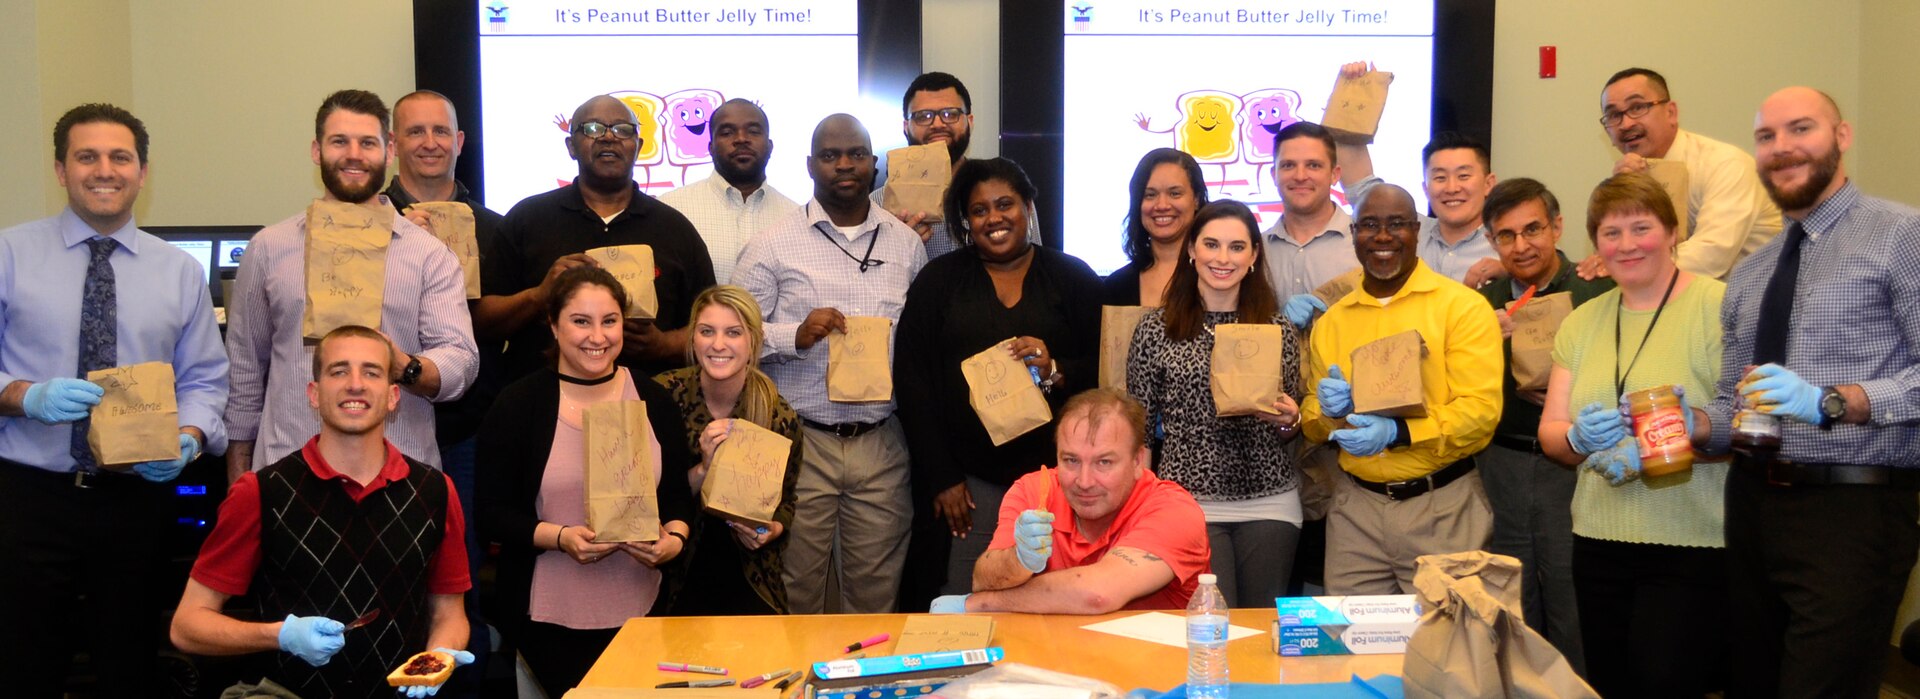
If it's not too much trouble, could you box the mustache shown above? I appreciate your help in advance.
[1765,152,1814,171]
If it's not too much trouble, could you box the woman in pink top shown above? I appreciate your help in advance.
[477,267,696,698]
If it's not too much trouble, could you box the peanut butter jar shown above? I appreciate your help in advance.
[1626,385,1693,477]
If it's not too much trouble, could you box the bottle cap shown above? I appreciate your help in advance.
[1198,573,1217,585]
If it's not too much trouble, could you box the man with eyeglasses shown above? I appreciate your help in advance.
[875,71,975,261]
[736,114,927,614]
[1472,177,1613,673]
[226,90,477,481]
[1579,68,1781,281]
[661,98,799,285]
[482,94,715,382]
[1299,183,1503,595]
[1333,63,1503,289]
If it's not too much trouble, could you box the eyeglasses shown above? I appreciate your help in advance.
[1493,221,1552,248]
[573,121,639,140]
[1598,99,1670,127]
[907,108,968,126]
[1353,219,1421,235]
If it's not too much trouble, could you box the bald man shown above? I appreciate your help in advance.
[735,114,928,613]
[1705,87,1920,698]
[659,99,799,284]
[481,95,716,382]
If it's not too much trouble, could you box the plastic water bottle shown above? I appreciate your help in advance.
[1186,573,1229,698]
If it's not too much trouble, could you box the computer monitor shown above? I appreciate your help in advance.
[145,225,263,307]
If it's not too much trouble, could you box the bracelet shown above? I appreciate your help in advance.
[555,525,569,550]
[665,530,688,545]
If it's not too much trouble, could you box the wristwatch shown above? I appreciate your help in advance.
[1819,386,1846,428]
[397,355,423,386]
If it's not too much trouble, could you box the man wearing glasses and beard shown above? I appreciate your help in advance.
[876,71,977,261]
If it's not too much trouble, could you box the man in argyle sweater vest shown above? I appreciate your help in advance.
[172,326,473,697]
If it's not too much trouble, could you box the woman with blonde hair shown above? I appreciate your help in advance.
[654,285,803,615]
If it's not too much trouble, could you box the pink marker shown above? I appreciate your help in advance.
[844,633,891,653]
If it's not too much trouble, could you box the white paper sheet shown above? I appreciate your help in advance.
[1079,612,1263,649]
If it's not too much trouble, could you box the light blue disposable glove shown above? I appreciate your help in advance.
[399,648,476,698]
[21,378,103,424]
[930,594,970,614]
[278,614,345,667]
[1740,363,1822,425]
[1317,364,1353,419]
[134,433,201,483]
[1330,413,1396,457]
[1569,403,1628,455]
[1584,441,1642,486]
[1282,293,1327,329]
[1013,510,1055,574]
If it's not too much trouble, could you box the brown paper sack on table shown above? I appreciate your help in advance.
[1323,70,1394,139]
[85,361,180,468]
[1646,159,1692,241]
[407,201,481,299]
[881,142,951,221]
[581,400,660,543]
[1508,292,1573,392]
[1403,551,1599,699]
[302,199,392,341]
[1099,305,1148,392]
[700,418,792,528]
[962,339,1054,446]
[1210,324,1289,416]
[827,316,893,402]
[584,245,659,319]
[1350,328,1427,417]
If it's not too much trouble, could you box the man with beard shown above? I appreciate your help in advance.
[1705,87,1920,698]
[482,94,714,381]
[736,114,927,613]
[1333,65,1502,289]
[175,326,472,698]
[226,90,478,482]
[0,103,230,696]
[660,98,799,284]
[876,72,974,261]
[1577,68,1781,281]
[1298,183,1502,595]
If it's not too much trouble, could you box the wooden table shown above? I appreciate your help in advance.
[580,609,1401,692]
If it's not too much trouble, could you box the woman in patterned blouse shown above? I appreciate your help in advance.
[653,285,804,615]
[1125,199,1305,607]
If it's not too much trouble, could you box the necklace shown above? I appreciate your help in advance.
[557,370,617,386]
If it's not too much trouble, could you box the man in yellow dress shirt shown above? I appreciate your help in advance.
[1301,183,1503,594]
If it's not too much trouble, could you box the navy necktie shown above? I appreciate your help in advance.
[71,237,119,473]
[1751,221,1806,366]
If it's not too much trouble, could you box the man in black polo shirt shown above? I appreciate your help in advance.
[172,325,472,698]
[480,94,715,381]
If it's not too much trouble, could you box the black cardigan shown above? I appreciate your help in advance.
[475,367,697,629]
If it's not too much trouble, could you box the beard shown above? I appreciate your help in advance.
[1761,144,1842,212]
[941,129,971,165]
[712,151,769,189]
[320,157,388,204]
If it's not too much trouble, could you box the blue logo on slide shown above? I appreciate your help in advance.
[1071,2,1093,29]
[486,1,508,32]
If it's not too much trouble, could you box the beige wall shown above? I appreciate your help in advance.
[0,0,45,223]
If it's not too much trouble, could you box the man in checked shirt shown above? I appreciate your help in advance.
[1709,86,1920,698]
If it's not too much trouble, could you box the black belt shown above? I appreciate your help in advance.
[1348,457,1477,501]
[1491,433,1543,455]
[801,416,887,439]
[0,457,138,490]
[1734,452,1920,488]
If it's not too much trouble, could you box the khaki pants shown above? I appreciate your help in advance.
[1325,467,1493,594]
[783,419,912,614]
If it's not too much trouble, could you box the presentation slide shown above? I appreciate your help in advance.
[166,240,213,286]
[1062,0,1435,274]
[476,0,861,215]
[218,240,248,269]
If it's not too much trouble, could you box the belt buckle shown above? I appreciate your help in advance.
[1764,460,1795,487]
[833,422,858,439]
[73,469,95,489]
[1382,479,1416,501]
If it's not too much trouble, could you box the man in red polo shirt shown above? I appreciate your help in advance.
[171,325,472,697]
[933,388,1210,614]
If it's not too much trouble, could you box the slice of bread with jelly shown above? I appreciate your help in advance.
[387,650,455,687]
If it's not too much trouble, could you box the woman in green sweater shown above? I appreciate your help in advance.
[1537,173,1727,697]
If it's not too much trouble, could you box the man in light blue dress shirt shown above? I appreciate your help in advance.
[0,103,230,697]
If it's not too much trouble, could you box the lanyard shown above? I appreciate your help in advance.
[814,206,885,273]
[1614,267,1681,398]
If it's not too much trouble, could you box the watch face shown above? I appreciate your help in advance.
[1822,390,1845,417]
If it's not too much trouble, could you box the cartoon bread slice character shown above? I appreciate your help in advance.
[610,90,666,188]
[663,88,726,185]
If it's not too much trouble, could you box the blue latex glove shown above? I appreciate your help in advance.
[1317,364,1353,419]
[21,378,103,424]
[134,432,200,483]
[1282,293,1327,329]
[1740,363,1822,425]
[1013,510,1055,573]
[1330,413,1396,457]
[1568,403,1628,455]
[930,594,970,614]
[278,614,345,667]
[1584,441,1643,486]
[399,648,475,698]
